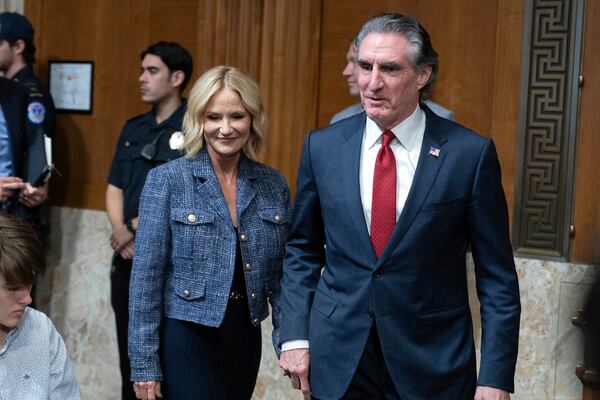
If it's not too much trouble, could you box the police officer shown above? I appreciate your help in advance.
[106,41,192,400]
[0,12,56,245]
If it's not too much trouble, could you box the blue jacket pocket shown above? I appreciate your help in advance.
[173,278,206,301]
[170,208,215,225]
[170,208,215,258]
[312,289,338,317]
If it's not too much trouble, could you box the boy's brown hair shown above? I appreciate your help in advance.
[0,212,45,286]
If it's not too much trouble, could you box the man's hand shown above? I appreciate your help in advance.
[118,240,135,260]
[475,386,510,400]
[18,181,48,207]
[0,176,25,202]
[133,381,162,400]
[279,349,311,400]
[110,224,134,252]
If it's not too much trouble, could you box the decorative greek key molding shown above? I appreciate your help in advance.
[513,0,584,259]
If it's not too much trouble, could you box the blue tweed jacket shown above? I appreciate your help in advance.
[128,148,290,382]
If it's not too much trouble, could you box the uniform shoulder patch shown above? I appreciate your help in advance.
[27,101,46,125]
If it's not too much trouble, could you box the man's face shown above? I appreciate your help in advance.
[0,273,32,334]
[0,40,16,72]
[342,43,359,97]
[357,33,431,129]
[139,54,178,105]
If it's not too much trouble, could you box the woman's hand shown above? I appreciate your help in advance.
[110,224,134,251]
[133,381,162,400]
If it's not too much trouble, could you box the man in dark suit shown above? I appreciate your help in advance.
[279,14,521,400]
[0,77,27,207]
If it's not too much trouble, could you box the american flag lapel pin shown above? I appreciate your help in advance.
[428,146,440,158]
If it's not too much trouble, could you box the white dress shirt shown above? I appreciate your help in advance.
[360,105,426,231]
[282,105,427,352]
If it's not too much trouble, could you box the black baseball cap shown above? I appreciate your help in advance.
[0,12,34,41]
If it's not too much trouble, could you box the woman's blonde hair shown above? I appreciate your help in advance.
[183,66,267,159]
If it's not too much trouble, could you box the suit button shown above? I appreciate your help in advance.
[367,311,374,319]
[187,214,196,223]
[183,289,191,299]
[374,272,381,279]
[253,318,258,324]
[240,233,248,242]
[251,293,257,300]
[124,141,131,147]
[274,214,283,222]
[244,263,253,271]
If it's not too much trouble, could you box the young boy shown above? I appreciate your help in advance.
[0,212,80,399]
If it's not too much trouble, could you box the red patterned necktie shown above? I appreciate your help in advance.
[370,130,396,259]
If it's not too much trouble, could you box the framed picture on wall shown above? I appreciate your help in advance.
[48,60,94,113]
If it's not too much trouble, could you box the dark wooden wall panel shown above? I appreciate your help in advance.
[571,0,600,263]
[490,0,526,223]
[25,0,322,209]
[258,0,322,193]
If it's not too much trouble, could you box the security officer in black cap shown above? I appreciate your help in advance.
[0,12,55,245]
[106,41,192,400]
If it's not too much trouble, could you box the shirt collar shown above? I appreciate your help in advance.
[150,100,187,130]
[11,66,33,83]
[165,100,187,129]
[364,104,425,151]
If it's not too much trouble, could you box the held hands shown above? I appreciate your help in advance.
[279,349,311,400]
[19,181,48,207]
[475,386,510,400]
[133,381,162,400]
[0,176,26,203]
[118,240,135,260]
[110,224,134,254]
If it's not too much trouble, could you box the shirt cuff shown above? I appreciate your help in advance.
[281,339,310,352]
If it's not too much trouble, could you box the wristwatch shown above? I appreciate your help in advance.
[125,219,136,234]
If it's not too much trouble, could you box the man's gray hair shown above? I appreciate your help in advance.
[354,13,438,99]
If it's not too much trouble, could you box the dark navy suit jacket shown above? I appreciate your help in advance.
[0,77,28,209]
[280,106,521,400]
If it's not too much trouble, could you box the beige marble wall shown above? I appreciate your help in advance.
[41,207,597,400]
[468,258,597,400]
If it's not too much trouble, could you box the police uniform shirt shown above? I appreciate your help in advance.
[0,104,13,176]
[108,101,186,222]
[12,66,56,139]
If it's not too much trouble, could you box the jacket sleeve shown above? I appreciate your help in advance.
[468,139,521,392]
[128,167,172,382]
[270,171,293,358]
[279,133,326,345]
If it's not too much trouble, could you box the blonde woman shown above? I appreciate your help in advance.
[128,66,290,400]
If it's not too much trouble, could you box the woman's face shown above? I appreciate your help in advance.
[203,87,252,161]
[0,273,32,335]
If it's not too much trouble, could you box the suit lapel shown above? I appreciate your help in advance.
[341,113,377,260]
[377,113,448,263]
